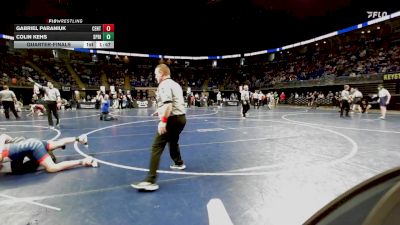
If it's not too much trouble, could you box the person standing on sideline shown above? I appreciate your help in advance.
[216,91,222,108]
[252,91,258,109]
[340,85,351,117]
[377,84,391,120]
[131,64,187,191]
[28,78,61,128]
[0,85,20,119]
[351,88,363,113]
[240,85,250,117]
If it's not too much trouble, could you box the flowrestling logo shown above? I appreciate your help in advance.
[367,11,388,19]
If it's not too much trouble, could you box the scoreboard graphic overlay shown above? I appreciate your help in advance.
[14,23,114,49]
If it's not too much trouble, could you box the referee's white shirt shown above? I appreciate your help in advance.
[0,90,16,102]
[341,90,350,101]
[241,90,250,101]
[156,79,186,116]
[43,87,60,101]
[378,88,390,98]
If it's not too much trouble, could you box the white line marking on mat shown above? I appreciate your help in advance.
[0,114,99,124]
[207,198,234,225]
[0,124,60,140]
[197,128,225,132]
[281,113,400,134]
[74,116,358,176]
[0,193,61,211]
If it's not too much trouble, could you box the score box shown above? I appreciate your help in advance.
[96,41,114,48]
[102,32,114,41]
[102,24,114,32]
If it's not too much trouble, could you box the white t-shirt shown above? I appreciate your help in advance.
[43,87,60,101]
[341,90,350,101]
[156,78,186,116]
[241,90,250,101]
[217,93,222,101]
[378,88,390,98]
[0,90,16,102]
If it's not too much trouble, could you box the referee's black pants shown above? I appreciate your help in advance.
[146,115,186,183]
[45,101,59,126]
[340,100,350,117]
[2,101,19,119]
[242,100,250,117]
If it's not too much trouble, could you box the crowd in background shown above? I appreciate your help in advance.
[0,20,399,110]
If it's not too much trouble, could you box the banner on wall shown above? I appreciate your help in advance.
[137,101,149,108]
[79,102,96,109]
[225,100,239,106]
[62,86,70,91]
[383,73,400,81]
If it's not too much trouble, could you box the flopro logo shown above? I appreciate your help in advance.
[367,11,388,18]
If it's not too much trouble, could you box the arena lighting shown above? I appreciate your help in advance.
[1,34,14,40]
[221,54,241,59]
[1,11,400,60]
[244,50,268,57]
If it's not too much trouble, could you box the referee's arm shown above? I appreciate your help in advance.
[27,77,44,89]
[158,102,172,135]
[386,91,391,104]
[56,89,62,103]
[159,102,172,118]
[11,92,17,103]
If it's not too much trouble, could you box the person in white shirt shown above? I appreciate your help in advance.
[377,84,391,119]
[216,92,222,107]
[131,64,186,191]
[28,78,61,128]
[240,85,250,117]
[351,88,363,113]
[340,85,351,117]
[266,92,273,109]
[252,91,259,109]
[258,91,264,108]
[0,85,20,119]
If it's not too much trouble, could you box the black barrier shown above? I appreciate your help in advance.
[78,102,96,109]
[225,100,239,106]
[132,100,154,108]
[78,101,155,109]
[304,166,400,225]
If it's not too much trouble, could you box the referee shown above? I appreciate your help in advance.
[0,85,20,119]
[241,85,250,118]
[28,78,61,128]
[131,64,186,191]
[340,85,351,117]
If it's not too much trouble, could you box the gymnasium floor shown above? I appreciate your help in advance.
[0,106,399,225]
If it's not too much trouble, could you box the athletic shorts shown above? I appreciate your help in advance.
[379,96,388,107]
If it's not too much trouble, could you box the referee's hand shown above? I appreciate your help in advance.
[158,121,167,135]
